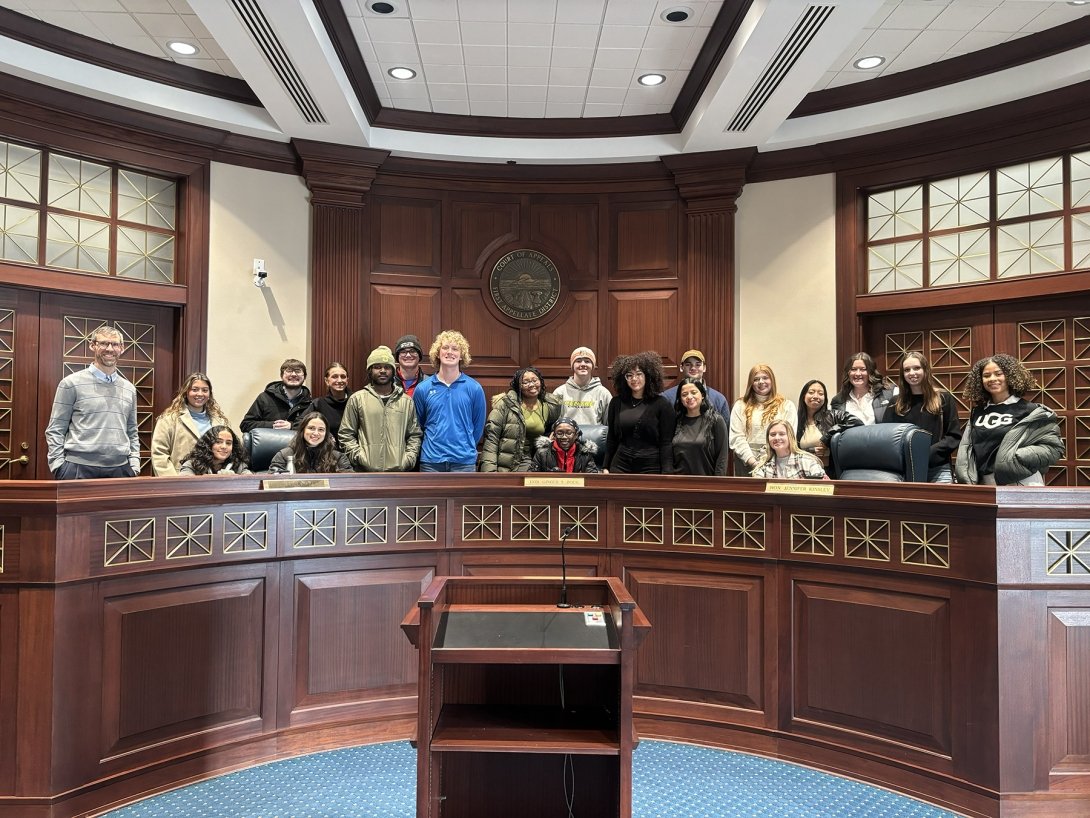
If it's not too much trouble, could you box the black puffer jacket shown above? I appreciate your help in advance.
[240,382,313,432]
[529,436,600,473]
[480,390,563,472]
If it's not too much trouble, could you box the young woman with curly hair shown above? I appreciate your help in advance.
[729,363,795,475]
[268,411,352,474]
[880,351,962,483]
[151,372,230,476]
[481,366,563,472]
[830,352,896,425]
[956,354,1063,485]
[603,351,675,474]
[179,425,251,475]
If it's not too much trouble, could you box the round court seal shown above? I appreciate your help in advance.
[489,249,561,321]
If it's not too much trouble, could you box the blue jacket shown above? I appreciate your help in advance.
[413,372,486,466]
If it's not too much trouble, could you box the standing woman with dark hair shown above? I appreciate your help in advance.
[672,377,728,475]
[880,351,962,483]
[604,351,675,474]
[268,411,352,474]
[830,352,896,425]
[151,372,230,476]
[956,354,1063,485]
[729,363,795,475]
[310,362,350,443]
[795,379,860,474]
[481,366,563,472]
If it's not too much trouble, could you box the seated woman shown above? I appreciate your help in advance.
[956,354,1063,486]
[151,372,230,476]
[881,351,961,483]
[795,379,860,475]
[179,425,251,475]
[604,351,675,474]
[729,363,796,474]
[310,362,350,444]
[481,366,563,472]
[529,417,600,473]
[751,420,828,480]
[830,352,896,425]
[672,377,728,476]
[268,411,352,474]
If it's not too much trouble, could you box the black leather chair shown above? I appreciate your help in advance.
[829,422,931,482]
[579,424,609,470]
[242,427,297,473]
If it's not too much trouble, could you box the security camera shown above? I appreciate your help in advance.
[253,259,269,288]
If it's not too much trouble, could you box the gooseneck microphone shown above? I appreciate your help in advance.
[557,525,575,608]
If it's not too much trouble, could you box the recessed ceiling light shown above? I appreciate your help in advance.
[388,67,416,80]
[1068,1,1088,6]
[661,6,693,23]
[167,40,199,56]
[853,55,885,70]
[370,1,396,12]
[638,73,666,87]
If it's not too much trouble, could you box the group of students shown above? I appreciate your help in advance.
[143,329,1063,486]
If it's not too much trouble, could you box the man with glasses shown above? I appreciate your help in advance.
[393,334,427,398]
[662,349,729,415]
[46,324,140,479]
[240,358,313,432]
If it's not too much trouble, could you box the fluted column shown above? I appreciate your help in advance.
[663,149,753,402]
[293,139,390,381]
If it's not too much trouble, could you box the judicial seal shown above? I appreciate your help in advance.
[489,250,561,321]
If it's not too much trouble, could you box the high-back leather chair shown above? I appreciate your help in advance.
[242,427,297,473]
[579,424,609,470]
[829,423,931,482]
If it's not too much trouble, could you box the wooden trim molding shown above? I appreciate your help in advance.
[0,7,259,107]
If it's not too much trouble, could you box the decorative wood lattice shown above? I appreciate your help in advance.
[511,505,550,541]
[623,507,663,545]
[672,508,714,547]
[559,506,598,542]
[293,508,337,549]
[396,505,437,543]
[1046,530,1090,575]
[462,505,502,540]
[723,510,765,551]
[901,521,950,568]
[104,518,154,566]
[165,514,213,559]
[223,511,268,553]
[844,518,890,562]
[790,514,834,557]
[347,506,387,545]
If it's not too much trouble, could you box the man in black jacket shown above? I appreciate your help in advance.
[240,358,313,432]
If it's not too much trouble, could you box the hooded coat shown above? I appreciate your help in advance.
[529,435,600,473]
[480,389,563,472]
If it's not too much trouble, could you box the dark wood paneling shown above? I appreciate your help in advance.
[1048,604,1090,775]
[370,197,442,275]
[529,201,598,280]
[448,288,519,370]
[452,200,519,279]
[612,203,678,278]
[101,577,267,755]
[313,205,367,377]
[608,290,679,360]
[0,590,13,793]
[368,284,442,360]
[792,578,953,756]
[628,568,765,711]
[528,291,599,374]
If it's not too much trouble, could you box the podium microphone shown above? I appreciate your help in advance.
[557,525,575,608]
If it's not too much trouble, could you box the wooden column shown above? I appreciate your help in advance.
[663,150,753,402]
[293,139,389,381]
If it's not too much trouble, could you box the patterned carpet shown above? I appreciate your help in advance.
[99,739,959,818]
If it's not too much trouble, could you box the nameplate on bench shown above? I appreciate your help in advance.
[523,476,585,487]
[765,481,835,496]
[262,478,330,490]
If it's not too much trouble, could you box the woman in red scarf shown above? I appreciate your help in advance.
[529,418,600,473]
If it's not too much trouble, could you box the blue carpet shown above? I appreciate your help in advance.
[100,739,958,817]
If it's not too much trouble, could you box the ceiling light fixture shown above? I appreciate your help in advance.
[661,7,693,23]
[1068,1,1088,6]
[166,40,199,56]
[853,55,885,69]
[388,67,416,80]
[638,73,666,87]
[370,1,396,12]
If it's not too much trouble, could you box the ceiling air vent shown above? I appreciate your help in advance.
[231,0,326,124]
[725,5,834,133]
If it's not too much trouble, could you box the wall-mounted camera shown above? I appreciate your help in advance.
[253,258,269,288]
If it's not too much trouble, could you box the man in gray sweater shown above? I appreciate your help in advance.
[45,323,140,479]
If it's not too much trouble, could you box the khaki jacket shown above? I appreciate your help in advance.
[151,410,229,476]
[338,384,422,472]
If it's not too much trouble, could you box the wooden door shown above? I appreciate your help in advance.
[0,288,175,480]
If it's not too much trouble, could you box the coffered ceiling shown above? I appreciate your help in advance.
[0,0,1088,163]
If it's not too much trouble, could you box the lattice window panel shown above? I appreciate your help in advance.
[0,139,40,203]
[1075,214,1090,269]
[1019,320,1067,364]
[223,511,268,553]
[1046,530,1090,575]
[884,332,924,374]
[347,506,387,545]
[672,509,714,547]
[46,214,109,273]
[1024,366,1067,413]
[623,507,663,545]
[104,518,155,567]
[723,510,765,551]
[396,505,437,543]
[844,518,890,562]
[1076,318,1090,361]
[996,157,1064,219]
[930,172,990,230]
[930,229,990,286]
[511,505,550,541]
[929,328,972,370]
[559,506,598,542]
[901,522,950,569]
[0,524,5,573]
[462,505,502,541]
[868,239,922,293]
[997,218,1064,279]
[0,204,37,263]
[790,514,834,557]
[867,185,923,240]
[0,309,13,461]
[165,514,213,559]
[293,508,337,549]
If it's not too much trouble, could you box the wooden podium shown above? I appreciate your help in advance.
[401,576,651,818]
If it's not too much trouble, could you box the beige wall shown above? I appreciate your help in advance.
[735,173,837,408]
[207,162,312,430]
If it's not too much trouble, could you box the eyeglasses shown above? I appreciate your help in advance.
[94,341,123,349]
[624,371,645,380]
[283,368,305,375]
[398,350,419,357]
[521,378,540,386]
